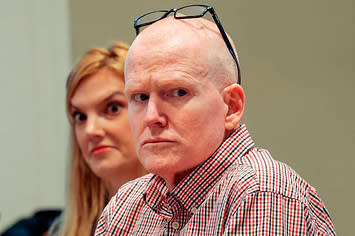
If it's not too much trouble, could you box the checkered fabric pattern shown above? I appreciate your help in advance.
[95,124,336,235]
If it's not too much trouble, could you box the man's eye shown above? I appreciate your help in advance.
[134,94,149,102]
[172,89,187,97]
[73,112,86,122]
[107,102,121,115]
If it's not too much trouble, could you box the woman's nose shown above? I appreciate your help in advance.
[85,115,105,138]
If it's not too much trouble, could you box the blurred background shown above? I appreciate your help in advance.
[0,0,353,235]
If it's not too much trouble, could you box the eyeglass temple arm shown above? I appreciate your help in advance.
[208,8,242,84]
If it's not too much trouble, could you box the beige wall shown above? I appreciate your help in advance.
[70,0,354,235]
[0,0,70,231]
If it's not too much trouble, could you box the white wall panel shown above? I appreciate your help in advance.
[0,0,70,230]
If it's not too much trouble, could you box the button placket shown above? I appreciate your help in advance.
[190,207,197,214]
[172,221,180,230]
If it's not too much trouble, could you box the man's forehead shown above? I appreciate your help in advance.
[126,58,209,83]
[126,22,211,75]
[125,16,232,88]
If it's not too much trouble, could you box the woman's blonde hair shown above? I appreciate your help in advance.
[59,42,129,236]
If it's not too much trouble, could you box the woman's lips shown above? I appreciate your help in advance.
[90,145,114,156]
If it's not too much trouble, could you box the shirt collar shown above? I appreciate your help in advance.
[143,124,254,215]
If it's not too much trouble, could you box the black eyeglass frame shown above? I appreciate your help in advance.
[134,4,242,85]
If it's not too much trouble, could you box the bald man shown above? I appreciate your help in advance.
[95,10,336,236]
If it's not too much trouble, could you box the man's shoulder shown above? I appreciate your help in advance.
[235,147,314,201]
[222,147,336,235]
[117,173,153,196]
[108,174,152,206]
[103,174,153,218]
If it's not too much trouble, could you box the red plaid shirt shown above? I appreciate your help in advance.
[95,125,336,235]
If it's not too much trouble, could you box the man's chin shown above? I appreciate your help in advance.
[143,162,173,176]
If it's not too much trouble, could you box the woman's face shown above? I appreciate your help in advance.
[70,68,139,181]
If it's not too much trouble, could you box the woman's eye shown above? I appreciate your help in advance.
[73,112,86,122]
[172,89,187,97]
[107,102,121,114]
[134,93,149,102]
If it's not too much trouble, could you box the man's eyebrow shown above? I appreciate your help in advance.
[157,77,197,87]
[124,82,143,94]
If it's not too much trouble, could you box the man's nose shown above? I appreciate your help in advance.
[143,97,167,128]
[85,115,105,138]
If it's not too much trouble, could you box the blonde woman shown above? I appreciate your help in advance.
[50,42,145,236]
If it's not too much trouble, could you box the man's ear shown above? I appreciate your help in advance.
[222,84,245,131]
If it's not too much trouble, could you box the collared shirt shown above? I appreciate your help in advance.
[95,124,336,235]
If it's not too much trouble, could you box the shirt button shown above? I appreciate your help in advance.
[191,207,197,214]
[172,221,179,230]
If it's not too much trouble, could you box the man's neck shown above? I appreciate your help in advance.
[163,166,197,192]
